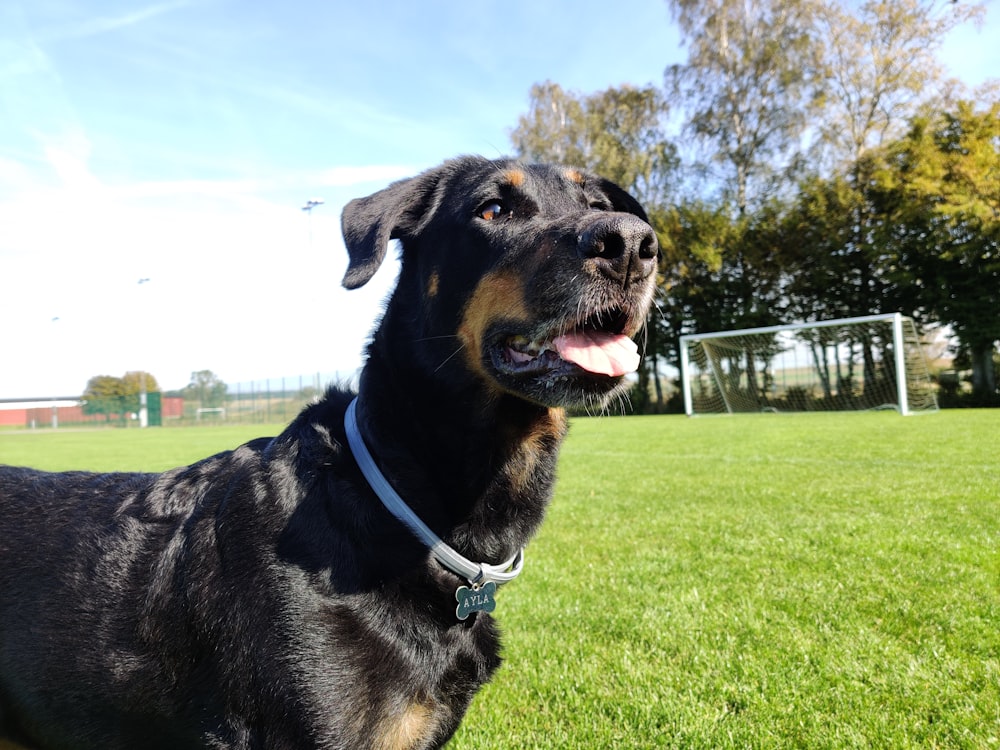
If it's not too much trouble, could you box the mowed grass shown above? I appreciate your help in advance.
[0,424,288,473]
[1,411,997,748]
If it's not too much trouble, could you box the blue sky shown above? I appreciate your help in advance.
[1,0,997,398]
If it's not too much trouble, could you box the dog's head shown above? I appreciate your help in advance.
[341,156,658,409]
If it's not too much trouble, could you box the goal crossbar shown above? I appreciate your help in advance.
[681,313,904,343]
[679,313,938,417]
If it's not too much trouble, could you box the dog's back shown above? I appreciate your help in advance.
[0,459,236,748]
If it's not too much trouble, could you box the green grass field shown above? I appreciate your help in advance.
[1,411,997,748]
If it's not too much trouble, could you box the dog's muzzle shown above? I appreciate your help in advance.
[484,212,658,405]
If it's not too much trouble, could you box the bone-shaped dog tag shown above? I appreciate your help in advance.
[455,581,497,620]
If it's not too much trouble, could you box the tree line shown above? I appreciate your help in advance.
[81,371,161,423]
[511,0,999,409]
[82,369,227,422]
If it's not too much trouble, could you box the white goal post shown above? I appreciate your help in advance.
[679,313,939,416]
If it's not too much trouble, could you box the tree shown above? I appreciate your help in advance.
[82,372,160,423]
[511,81,679,209]
[658,197,787,401]
[82,375,126,423]
[870,101,1000,401]
[780,172,922,321]
[511,82,589,168]
[122,371,160,414]
[812,0,985,170]
[659,0,821,390]
[664,0,821,216]
[579,86,680,210]
[763,0,986,401]
[184,370,228,408]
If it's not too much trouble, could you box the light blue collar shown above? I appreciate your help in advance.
[344,398,524,587]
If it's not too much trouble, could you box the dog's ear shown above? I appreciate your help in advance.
[340,171,441,290]
[594,178,650,224]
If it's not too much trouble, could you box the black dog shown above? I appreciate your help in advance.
[0,156,657,749]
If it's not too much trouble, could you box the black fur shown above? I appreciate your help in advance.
[0,156,657,749]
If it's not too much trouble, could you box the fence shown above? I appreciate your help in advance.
[178,371,357,426]
[0,371,358,430]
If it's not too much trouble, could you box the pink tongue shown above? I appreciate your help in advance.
[552,332,640,377]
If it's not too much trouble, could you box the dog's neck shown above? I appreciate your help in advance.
[345,397,525,588]
[354,352,568,565]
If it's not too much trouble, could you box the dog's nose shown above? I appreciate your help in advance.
[578,215,658,285]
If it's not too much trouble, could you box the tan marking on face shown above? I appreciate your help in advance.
[501,168,526,188]
[457,271,530,378]
[427,270,440,299]
[564,169,585,185]
[371,700,440,750]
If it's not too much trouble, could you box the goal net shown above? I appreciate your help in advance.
[680,314,938,416]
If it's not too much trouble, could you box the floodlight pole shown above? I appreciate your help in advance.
[302,198,325,244]
[138,277,151,428]
[50,317,60,428]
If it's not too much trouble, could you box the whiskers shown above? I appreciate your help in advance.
[570,384,634,418]
[414,335,467,373]
[608,388,634,416]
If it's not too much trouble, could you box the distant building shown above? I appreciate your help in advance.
[0,396,183,428]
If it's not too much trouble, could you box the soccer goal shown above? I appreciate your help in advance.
[679,313,939,416]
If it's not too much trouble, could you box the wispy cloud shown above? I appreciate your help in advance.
[42,131,100,188]
[0,37,50,79]
[55,1,192,40]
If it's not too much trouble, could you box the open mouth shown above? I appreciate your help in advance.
[492,309,641,380]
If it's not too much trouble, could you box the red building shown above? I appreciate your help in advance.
[0,397,184,428]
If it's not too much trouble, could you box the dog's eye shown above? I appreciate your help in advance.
[588,199,612,211]
[478,202,508,221]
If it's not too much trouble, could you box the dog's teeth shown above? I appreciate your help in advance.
[508,336,554,358]
[529,339,554,355]
[510,335,530,349]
